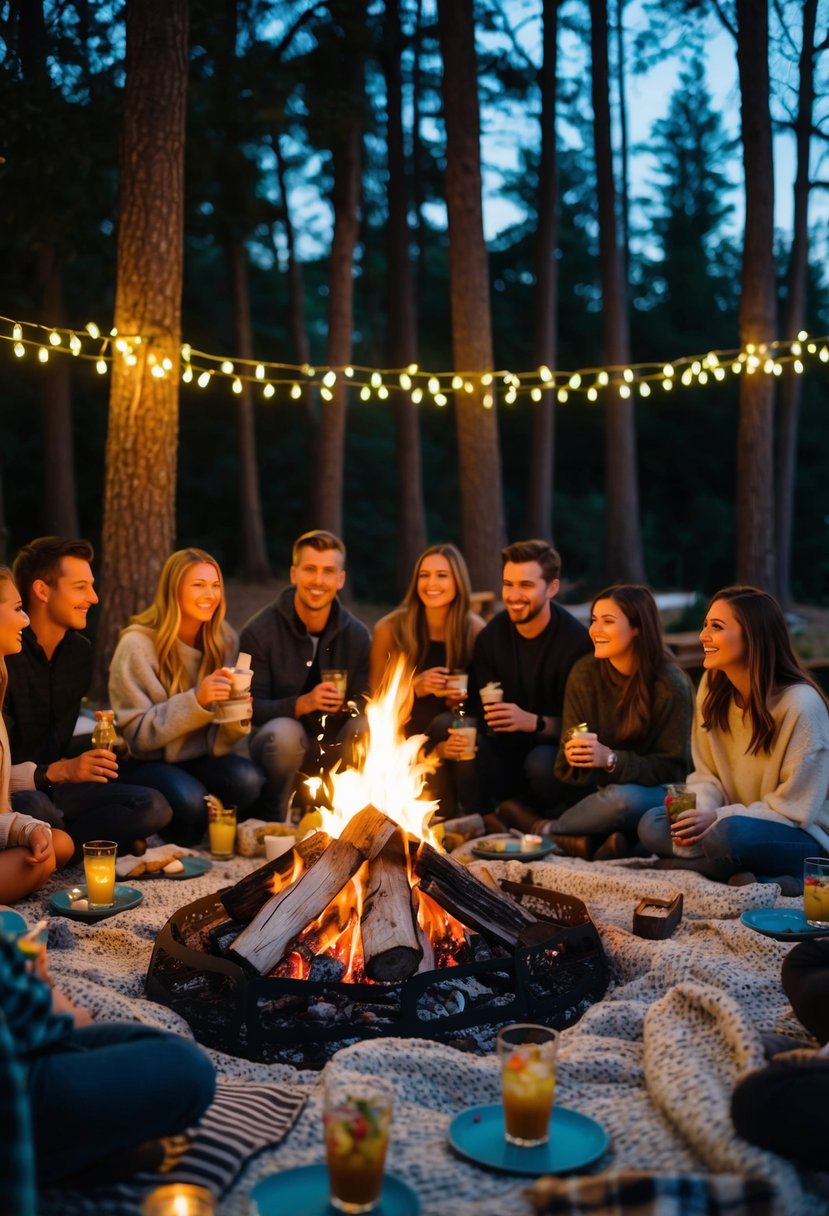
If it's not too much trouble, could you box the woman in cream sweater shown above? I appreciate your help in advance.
[109,549,264,844]
[638,586,829,886]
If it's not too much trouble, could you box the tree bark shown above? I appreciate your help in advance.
[94,0,188,691]
[384,0,427,594]
[590,0,645,584]
[437,0,506,592]
[35,244,79,537]
[735,0,777,591]
[274,136,313,423]
[775,0,817,606]
[228,240,271,581]
[525,0,559,541]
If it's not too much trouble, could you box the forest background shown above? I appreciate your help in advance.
[1,0,828,677]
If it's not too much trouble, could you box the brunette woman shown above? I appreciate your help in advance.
[638,586,829,886]
[0,568,73,903]
[109,549,264,844]
[523,585,693,857]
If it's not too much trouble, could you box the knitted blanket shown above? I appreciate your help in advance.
[14,851,829,1216]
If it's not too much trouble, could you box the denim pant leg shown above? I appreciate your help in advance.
[51,782,172,851]
[176,754,265,818]
[116,762,212,846]
[782,939,829,1044]
[29,1022,215,1184]
[637,805,675,856]
[250,718,311,820]
[700,816,826,880]
[553,783,666,836]
[524,744,578,810]
[10,790,66,829]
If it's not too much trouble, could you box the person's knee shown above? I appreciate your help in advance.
[637,806,668,852]
[145,1034,216,1128]
[252,719,308,776]
[231,760,266,809]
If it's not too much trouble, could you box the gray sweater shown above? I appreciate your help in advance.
[109,625,249,763]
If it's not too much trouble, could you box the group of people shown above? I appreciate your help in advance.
[2,529,829,1199]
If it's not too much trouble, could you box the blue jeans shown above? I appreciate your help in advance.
[250,714,367,820]
[638,806,827,880]
[475,735,573,811]
[29,1022,215,1184]
[551,783,665,836]
[12,782,172,852]
[118,755,264,845]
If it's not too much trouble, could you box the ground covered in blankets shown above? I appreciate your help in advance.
[17,849,829,1216]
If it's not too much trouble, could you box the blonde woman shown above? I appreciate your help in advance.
[0,567,73,902]
[109,549,264,844]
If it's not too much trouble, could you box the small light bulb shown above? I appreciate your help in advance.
[662,378,672,392]
[483,392,493,408]
[255,364,265,380]
[320,386,333,401]
[12,323,22,341]
[481,372,493,386]
[181,344,191,361]
[345,366,354,378]
[151,364,165,379]
[587,386,598,402]
[263,383,275,398]
[435,393,447,406]
[451,374,462,390]
[538,365,552,383]
[360,386,370,401]
[399,372,412,391]
[14,342,25,358]
[639,382,651,396]
[619,383,631,398]
[291,383,301,398]
[568,373,581,389]
[557,388,568,404]
[182,366,193,383]
[197,371,211,388]
[322,370,336,388]
[411,387,423,404]
[794,359,804,374]
[69,334,81,356]
[463,380,473,394]
[371,371,382,389]
[623,368,634,383]
[38,347,49,363]
[96,358,107,375]
[86,321,100,339]
[378,385,389,400]
[232,377,242,393]
[428,377,440,395]
[531,387,542,402]
[597,371,609,387]
[49,330,61,346]
[663,364,674,378]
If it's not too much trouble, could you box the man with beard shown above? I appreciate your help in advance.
[473,539,590,813]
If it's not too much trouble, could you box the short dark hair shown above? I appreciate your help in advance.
[501,539,561,583]
[12,537,95,610]
[291,529,346,566]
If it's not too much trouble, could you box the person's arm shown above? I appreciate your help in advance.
[109,633,214,756]
[607,669,694,787]
[241,620,304,724]
[0,939,76,1056]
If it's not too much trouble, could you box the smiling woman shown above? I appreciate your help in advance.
[108,549,264,845]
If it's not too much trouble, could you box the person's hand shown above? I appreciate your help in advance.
[196,667,233,708]
[671,806,717,845]
[436,729,472,760]
[26,825,53,864]
[413,667,450,697]
[564,732,612,768]
[297,681,347,716]
[58,749,119,784]
[483,701,536,733]
[51,986,93,1027]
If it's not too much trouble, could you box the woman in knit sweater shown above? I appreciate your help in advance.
[0,568,73,902]
[534,585,693,857]
[109,549,264,844]
[638,586,829,885]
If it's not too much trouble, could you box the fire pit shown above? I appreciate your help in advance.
[145,665,608,1066]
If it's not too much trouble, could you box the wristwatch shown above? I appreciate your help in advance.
[606,751,618,774]
[34,764,55,794]
[536,714,545,734]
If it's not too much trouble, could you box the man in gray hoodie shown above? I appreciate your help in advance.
[240,530,370,820]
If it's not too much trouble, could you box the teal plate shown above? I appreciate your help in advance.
[0,909,28,938]
[249,1165,420,1216]
[472,835,557,862]
[49,884,143,922]
[128,856,212,880]
[741,907,829,942]
[448,1104,609,1176]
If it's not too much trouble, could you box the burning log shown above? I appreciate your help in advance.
[220,832,331,923]
[360,831,423,982]
[230,807,399,975]
[414,842,537,947]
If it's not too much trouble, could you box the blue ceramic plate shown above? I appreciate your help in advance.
[249,1164,420,1216]
[128,856,212,881]
[49,884,143,922]
[741,907,829,942]
[448,1104,609,1176]
[0,908,28,939]
[471,835,557,862]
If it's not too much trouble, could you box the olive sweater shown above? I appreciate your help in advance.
[554,655,694,789]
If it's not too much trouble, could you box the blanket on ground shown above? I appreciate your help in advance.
[12,851,829,1216]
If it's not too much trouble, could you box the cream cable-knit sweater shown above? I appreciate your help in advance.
[688,673,829,852]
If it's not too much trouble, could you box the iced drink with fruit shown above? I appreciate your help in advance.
[496,1023,559,1147]
[804,858,829,927]
[324,1074,393,1213]
[664,783,696,824]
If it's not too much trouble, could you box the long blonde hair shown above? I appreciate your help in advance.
[388,544,476,671]
[129,549,232,695]
[0,566,13,709]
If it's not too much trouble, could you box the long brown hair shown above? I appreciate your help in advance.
[0,566,13,709]
[388,544,476,671]
[592,585,676,743]
[700,585,825,755]
[128,549,232,695]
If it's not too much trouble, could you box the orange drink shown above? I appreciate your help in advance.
[804,858,829,927]
[324,1074,393,1214]
[207,805,236,859]
[496,1023,559,1147]
[82,840,117,908]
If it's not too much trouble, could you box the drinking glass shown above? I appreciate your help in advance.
[804,857,829,927]
[207,805,237,859]
[664,783,696,824]
[322,669,348,701]
[496,1023,559,1147]
[83,840,117,908]
[323,1072,394,1214]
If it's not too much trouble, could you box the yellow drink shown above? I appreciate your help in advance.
[324,1078,393,1214]
[208,819,236,858]
[804,874,829,926]
[84,857,115,908]
[496,1023,559,1147]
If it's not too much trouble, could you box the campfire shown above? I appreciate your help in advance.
[146,662,609,1065]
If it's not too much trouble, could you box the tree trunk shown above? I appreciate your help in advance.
[614,0,630,288]
[384,0,427,594]
[411,0,427,298]
[34,244,79,537]
[437,0,506,592]
[312,1,365,535]
[735,0,777,591]
[274,136,313,423]
[775,0,817,606]
[525,0,559,542]
[228,240,271,581]
[589,0,645,584]
[94,0,188,692]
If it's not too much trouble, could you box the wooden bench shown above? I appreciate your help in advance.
[470,590,498,620]
[663,631,703,669]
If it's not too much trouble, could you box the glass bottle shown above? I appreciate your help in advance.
[91,709,117,750]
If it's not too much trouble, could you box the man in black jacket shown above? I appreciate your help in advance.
[473,539,591,812]
[240,530,370,820]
